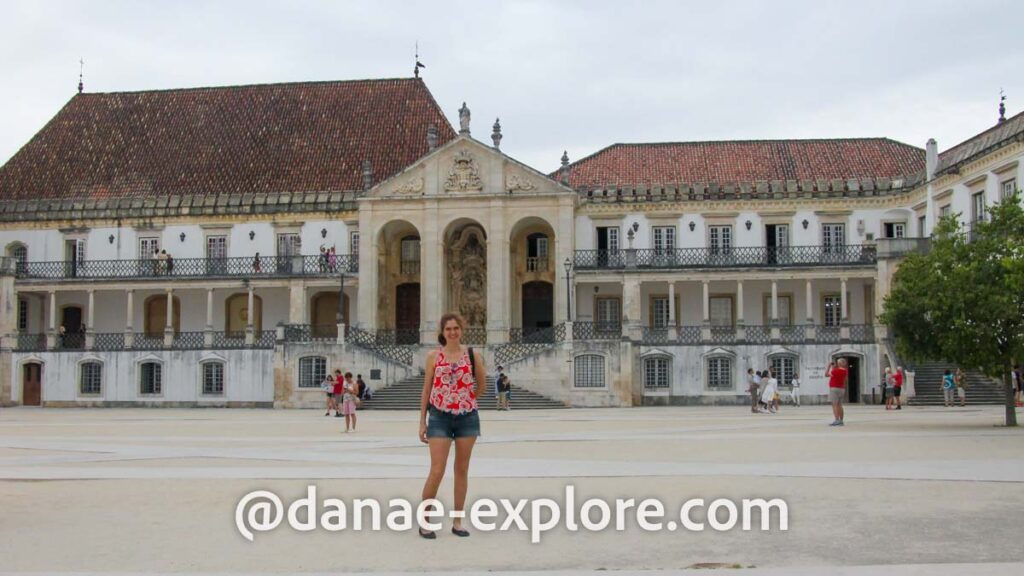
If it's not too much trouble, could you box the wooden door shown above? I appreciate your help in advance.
[395,283,420,343]
[22,363,41,406]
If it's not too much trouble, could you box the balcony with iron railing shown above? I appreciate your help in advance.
[631,324,874,345]
[574,245,876,271]
[11,254,358,282]
[12,330,277,352]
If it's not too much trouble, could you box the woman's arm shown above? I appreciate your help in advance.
[419,351,437,442]
[472,349,487,398]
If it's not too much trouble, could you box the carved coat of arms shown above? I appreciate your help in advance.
[443,150,483,192]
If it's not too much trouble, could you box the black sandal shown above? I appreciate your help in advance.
[418,527,436,539]
[451,526,470,537]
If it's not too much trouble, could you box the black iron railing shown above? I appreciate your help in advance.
[92,332,125,351]
[574,245,876,270]
[496,324,566,367]
[284,324,338,343]
[744,325,771,344]
[172,331,206,350]
[848,324,874,343]
[15,254,358,281]
[461,326,487,346]
[573,321,622,341]
[15,333,46,351]
[347,326,415,365]
[635,324,874,345]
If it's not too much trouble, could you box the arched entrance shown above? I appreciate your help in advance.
[144,295,181,336]
[445,221,487,328]
[310,292,350,338]
[522,281,554,332]
[376,220,422,336]
[22,362,42,406]
[225,293,263,333]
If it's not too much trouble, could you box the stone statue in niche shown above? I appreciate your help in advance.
[448,226,487,327]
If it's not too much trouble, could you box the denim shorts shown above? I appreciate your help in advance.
[427,406,481,439]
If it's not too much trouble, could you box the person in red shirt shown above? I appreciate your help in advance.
[826,358,849,426]
[332,369,345,418]
[892,366,904,410]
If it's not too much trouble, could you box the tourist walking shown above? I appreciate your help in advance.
[955,367,967,407]
[332,369,344,417]
[341,372,358,432]
[942,369,956,407]
[418,312,484,539]
[826,358,848,426]
[884,367,896,410]
[761,369,778,413]
[746,368,759,413]
[498,373,511,411]
[789,372,801,407]
[893,366,904,410]
[321,374,337,416]
[494,365,505,409]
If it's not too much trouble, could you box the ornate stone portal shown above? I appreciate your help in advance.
[447,225,487,327]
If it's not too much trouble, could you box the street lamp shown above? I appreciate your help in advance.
[563,257,573,322]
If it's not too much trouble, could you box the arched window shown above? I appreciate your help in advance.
[139,361,163,395]
[201,361,225,396]
[769,354,799,388]
[7,243,27,274]
[299,356,327,389]
[79,361,102,395]
[400,235,420,275]
[644,356,672,389]
[706,355,734,391]
[574,354,605,388]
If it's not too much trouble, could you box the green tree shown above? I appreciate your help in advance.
[881,192,1024,426]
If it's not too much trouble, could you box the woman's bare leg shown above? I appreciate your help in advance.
[452,436,477,530]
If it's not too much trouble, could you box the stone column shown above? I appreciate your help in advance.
[205,288,215,347]
[486,197,509,344]
[840,277,850,341]
[164,288,174,347]
[421,205,443,344]
[701,280,711,341]
[85,289,95,349]
[667,281,677,340]
[124,289,135,348]
[554,199,575,326]
[622,278,642,341]
[735,280,746,341]
[770,280,781,341]
[46,290,56,349]
[245,286,255,345]
[288,283,305,325]
[804,279,815,341]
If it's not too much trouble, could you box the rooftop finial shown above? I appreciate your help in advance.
[78,58,84,94]
[361,159,373,191]
[414,41,425,78]
[458,102,471,136]
[427,123,438,151]
[999,89,1007,123]
[560,151,570,185]
[491,118,502,149]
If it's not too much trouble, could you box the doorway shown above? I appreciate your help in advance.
[765,224,789,265]
[22,363,42,406]
[834,354,862,403]
[521,281,554,332]
[60,306,84,349]
[395,283,420,344]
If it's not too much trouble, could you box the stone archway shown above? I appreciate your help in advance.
[376,220,422,332]
[445,222,487,328]
[509,216,557,330]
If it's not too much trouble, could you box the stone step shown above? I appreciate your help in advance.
[904,362,1008,405]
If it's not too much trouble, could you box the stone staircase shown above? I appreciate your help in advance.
[362,375,567,410]
[908,361,1007,405]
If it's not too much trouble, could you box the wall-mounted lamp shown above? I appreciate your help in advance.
[688,221,696,232]
[745,220,752,230]
[631,222,639,233]
[108,234,115,244]
[594,286,600,293]
[801,219,809,230]
[179,232,186,242]
[249,230,256,241]
[321,228,328,238]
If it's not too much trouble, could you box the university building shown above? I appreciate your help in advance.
[0,77,1020,407]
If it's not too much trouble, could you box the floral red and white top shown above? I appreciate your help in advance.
[430,348,479,415]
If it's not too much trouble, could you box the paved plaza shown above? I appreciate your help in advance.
[1,404,1022,575]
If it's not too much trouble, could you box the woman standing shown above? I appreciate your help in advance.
[942,369,956,407]
[341,372,358,432]
[760,369,778,414]
[418,313,485,539]
[955,368,967,407]
[789,372,801,407]
[884,367,896,410]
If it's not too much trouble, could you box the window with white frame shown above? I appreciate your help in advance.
[709,296,733,326]
[202,361,225,395]
[10,244,27,273]
[596,297,621,330]
[139,362,162,395]
[574,354,605,388]
[823,295,842,327]
[972,191,986,222]
[644,356,671,389]
[822,224,845,251]
[883,222,905,239]
[651,297,670,328]
[350,231,360,255]
[769,355,798,388]
[139,237,160,259]
[709,225,732,253]
[652,226,676,253]
[706,356,733,391]
[939,205,952,219]
[1002,178,1017,200]
[299,356,327,389]
[80,361,102,395]
[206,235,227,259]
[17,298,28,331]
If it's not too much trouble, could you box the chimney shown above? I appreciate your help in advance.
[362,160,373,191]
[427,124,438,152]
[491,118,502,150]
[560,151,570,186]
[925,138,938,180]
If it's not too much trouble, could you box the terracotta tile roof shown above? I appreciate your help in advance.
[0,78,455,200]
[557,138,925,188]
[935,109,1024,177]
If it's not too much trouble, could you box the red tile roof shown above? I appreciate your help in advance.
[0,78,455,200]
[935,109,1024,177]
[558,139,925,188]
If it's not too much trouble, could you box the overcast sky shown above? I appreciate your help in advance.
[2,0,1022,173]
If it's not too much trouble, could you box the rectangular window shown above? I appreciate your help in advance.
[883,222,905,238]
[763,295,792,325]
[822,224,845,250]
[202,362,225,395]
[918,215,927,237]
[1002,178,1017,200]
[709,296,733,326]
[644,357,671,389]
[80,362,102,395]
[823,295,842,327]
[139,237,160,259]
[972,191,986,222]
[651,297,670,328]
[140,362,162,395]
[276,233,301,256]
[939,204,952,219]
[299,357,327,389]
[709,225,732,252]
[652,226,676,253]
[574,355,605,388]
[350,231,360,255]
[597,226,620,251]
[17,298,28,331]
[770,356,797,388]
[595,297,621,331]
[206,235,227,259]
[706,357,733,391]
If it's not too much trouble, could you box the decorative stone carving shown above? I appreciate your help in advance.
[443,150,483,192]
[394,177,424,195]
[505,174,537,192]
[458,102,471,135]
[448,225,487,327]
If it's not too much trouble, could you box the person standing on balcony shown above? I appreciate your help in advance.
[253,252,262,274]
[893,367,904,410]
[418,312,484,539]
[826,359,848,426]
[158,249,168,275]
[328,246,338,272]
[319,245,328,273]
[152,248,161,276]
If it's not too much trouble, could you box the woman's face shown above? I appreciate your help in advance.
[443,320,462,345]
